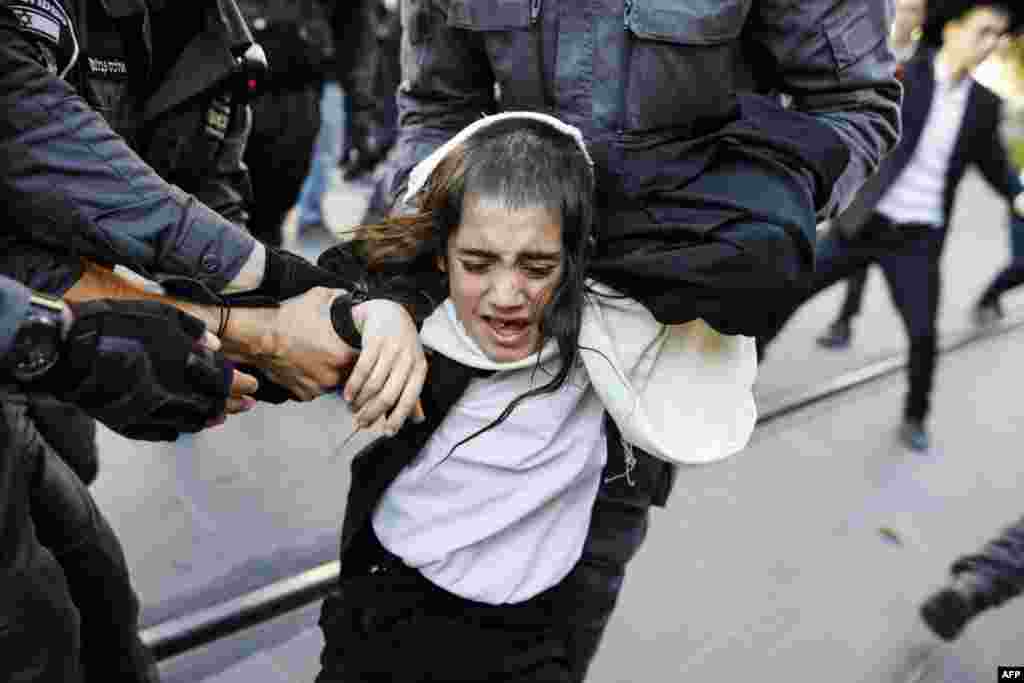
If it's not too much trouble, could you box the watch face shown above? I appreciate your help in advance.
[11,315,62,382]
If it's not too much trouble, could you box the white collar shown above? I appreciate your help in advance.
[933,54,972,95]
[422,300,560,372]
[419,284,759,466]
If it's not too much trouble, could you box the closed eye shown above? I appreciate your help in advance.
[522,266,557,279]
[460,260,491,274]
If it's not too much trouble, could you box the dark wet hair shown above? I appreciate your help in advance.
[920,0,1021,47]
[353,117,596,440]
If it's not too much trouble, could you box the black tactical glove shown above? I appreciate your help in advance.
[227,245,353,305]
[160,245,353,308]
[919,573,990,641]
[42,300,235,442]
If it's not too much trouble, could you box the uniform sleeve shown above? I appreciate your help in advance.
[0,14,257,292]
[386,0,496,204]
[0,276,33,357]
[746,0,903,219]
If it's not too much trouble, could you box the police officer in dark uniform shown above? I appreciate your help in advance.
[0,273,253,681]
[1,0,265,487]
[0,0,364,679]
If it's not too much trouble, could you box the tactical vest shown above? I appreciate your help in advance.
[18,0,258,189]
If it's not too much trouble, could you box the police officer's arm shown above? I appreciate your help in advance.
[0,274,259,437]
[63,261,360,402]
[0,9,258,294]
[747,0,903,219]
[0,276,34,357]
[0,9,385,399]
[63,258,425,427]
[387,0,497,205]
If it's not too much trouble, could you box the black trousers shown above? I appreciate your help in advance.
[26,395,99,485]
[764,213,944,422]
[245,86,321,246]
[316,464,656,683]
[835,267,869,323]
[979,209,1024,305]
[0,401,157,683]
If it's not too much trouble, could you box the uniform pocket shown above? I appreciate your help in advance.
[626,0,752,45]
[825,2,885,73]
[447,0,533,30]
[620,0,751,133]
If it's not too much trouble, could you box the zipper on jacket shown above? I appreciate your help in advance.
[531,0,553,110]
[618,0,635,133]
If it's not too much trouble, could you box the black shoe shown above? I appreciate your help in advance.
[972,298,1004,327]
[899,419,930,452]
[920,573,986,641]
[816,319,852,349]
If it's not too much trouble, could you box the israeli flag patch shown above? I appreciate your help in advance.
[8,0,69,47]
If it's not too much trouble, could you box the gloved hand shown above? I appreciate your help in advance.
[43,300,250,441]
[919,572,989,641]
[222,245,354,305]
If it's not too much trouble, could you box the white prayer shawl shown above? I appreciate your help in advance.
[420,282,758,466]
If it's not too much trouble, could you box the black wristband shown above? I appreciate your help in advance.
[330,293,366,350]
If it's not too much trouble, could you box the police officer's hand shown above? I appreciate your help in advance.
[47,300,258,441]
[222,287,359,402]
[1013,191,1024,218]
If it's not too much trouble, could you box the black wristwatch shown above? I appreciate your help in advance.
[5,293,74,383]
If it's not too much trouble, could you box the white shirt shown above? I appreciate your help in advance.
[372,318,608,605]
[875,59,972,228]
[371,287,759,605]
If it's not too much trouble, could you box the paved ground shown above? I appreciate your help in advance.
[82,168,1024,681]
[163,320,1024,683]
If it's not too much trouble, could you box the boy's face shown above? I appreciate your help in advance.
[892,0,926,43]
[442,194,564,363]
[943,6,1011,73]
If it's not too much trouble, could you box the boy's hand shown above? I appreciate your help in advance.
[343,299,427,436]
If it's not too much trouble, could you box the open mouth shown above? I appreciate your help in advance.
[482,316,531,344]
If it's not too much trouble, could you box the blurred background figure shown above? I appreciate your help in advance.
[340,0,402,225]
[974,194,1024,324]
[293,57,347,242]
[239,0,334,247]
[921,512,1024,641]
[974,37,1024,324]
[816,0,930,350]
[758,0,1024,454]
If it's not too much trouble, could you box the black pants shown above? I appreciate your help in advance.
[316,481,653,683]
[835,267,869,323]
[246,86,321,246]
[764,213,944,422]
[0,401,156,683]
[979,209,1024,304]
[26,395,99,485]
